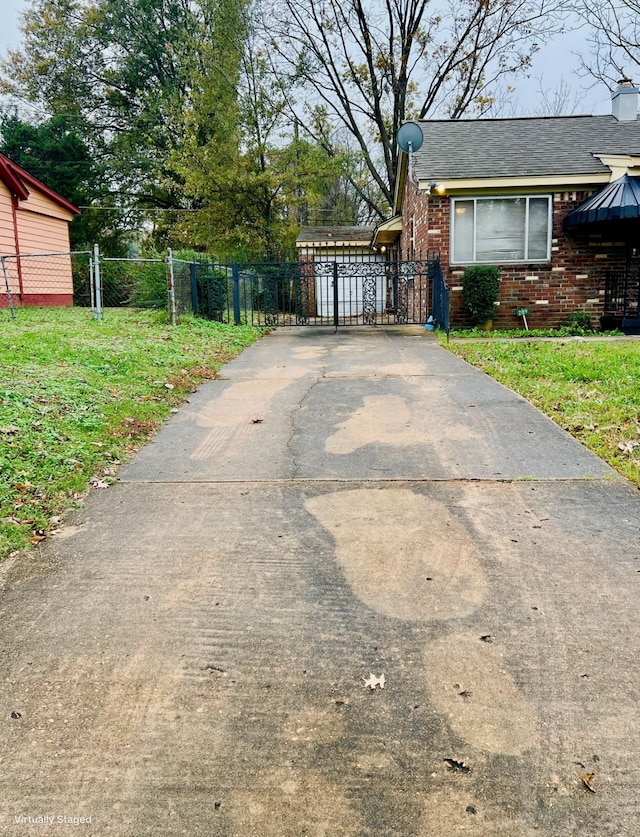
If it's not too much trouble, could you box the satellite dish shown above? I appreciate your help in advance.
[396,121,423,153]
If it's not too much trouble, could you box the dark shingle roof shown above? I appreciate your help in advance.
[296,226,374,244]
[413,115,640,180]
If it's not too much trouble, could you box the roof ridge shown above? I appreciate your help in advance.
[0,152,80,215]
[416,114,612,124]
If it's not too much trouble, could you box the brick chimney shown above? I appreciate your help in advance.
[612,78,639,121]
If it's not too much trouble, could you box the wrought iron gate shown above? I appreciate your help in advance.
[191,255,448,331]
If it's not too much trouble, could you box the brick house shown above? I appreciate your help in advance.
[0,152,80,307]
[374,81,640,330]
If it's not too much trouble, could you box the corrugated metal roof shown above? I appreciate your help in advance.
[296,226,374,244]
[564,174,640,226]
[412,115,640,180]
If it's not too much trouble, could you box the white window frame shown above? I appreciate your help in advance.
[450,195,552,264]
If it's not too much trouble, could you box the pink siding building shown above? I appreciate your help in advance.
[0,153,80,307]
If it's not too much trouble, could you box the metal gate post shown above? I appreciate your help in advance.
[93,243,103,321]
[332,261,339,332]
[1,256,15,320]
[232,263,241,325]
[167,248,177,326]
[190,262,199,316]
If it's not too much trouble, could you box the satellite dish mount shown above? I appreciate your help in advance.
[396,122,423,189]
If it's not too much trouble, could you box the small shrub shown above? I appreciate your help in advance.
[462,266,501,325]
[560,311,594,333]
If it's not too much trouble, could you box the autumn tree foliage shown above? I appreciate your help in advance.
[0,0,569,251]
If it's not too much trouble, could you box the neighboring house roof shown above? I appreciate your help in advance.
[0,152,80,215]
[564,174,640,227]
[372,215,402,246]
[412,115,640,181]
[296,226,374,245]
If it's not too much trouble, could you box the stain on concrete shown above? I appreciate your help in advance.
[190,379,291,460]
[291,347,327,361]
[417,787,539,836]
[325,394,414,455]
[285,705,345,746]
[305,488,487,620]
[231,767,363,835]
[424,632,539,756]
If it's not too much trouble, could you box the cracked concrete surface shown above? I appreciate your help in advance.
[1,326,639,836]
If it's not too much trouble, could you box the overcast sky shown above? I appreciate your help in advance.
[0,0,614,117]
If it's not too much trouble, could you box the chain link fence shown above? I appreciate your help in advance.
[0,247,188,323]
[4,247,443,329]
[1,250,93,318]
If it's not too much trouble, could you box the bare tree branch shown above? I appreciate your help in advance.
[573,0,640,87]
[265,0,567,216]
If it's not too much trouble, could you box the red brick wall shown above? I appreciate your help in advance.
[399,184,627,328]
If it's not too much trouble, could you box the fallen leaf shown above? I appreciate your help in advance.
[581,773,596,793]
[480,634,493,643]
[362,673,386,690]
[0,425,20,434]
[164,383,174,390]
[1,517,21,526]
[29,534,45,544]
[459,689,472,699]
[444,758,471,773]
[92,480,110,489]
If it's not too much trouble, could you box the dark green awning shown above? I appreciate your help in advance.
[564,174,640,227]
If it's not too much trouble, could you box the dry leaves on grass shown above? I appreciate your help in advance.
[114,418,158,439]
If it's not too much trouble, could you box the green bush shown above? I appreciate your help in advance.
[560,311,594,332]
[462,265,501,325]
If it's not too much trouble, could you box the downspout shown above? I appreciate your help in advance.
[10,195,24,298]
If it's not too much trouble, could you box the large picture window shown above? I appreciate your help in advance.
[451,196,551,264]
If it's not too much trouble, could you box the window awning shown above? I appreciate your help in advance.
[564,174,640,228]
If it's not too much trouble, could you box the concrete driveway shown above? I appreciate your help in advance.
[1,327,639,836]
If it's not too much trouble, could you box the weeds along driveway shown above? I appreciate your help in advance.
[1,327,640,836]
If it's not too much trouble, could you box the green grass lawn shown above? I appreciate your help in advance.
[446,336,640,486]
[0,307,262,560]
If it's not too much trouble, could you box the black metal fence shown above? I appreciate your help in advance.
[0,244,449,333]
[187,254,449,330]
[604,269,640,319]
